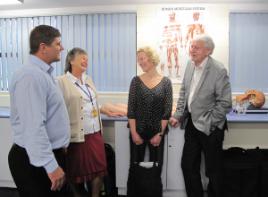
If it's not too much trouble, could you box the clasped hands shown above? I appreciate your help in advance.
[131,132,162,147]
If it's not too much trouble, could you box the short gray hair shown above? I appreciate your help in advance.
[192,34,215,55]
[64,47,87,73]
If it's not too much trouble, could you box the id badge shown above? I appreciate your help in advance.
[91,107,98,118]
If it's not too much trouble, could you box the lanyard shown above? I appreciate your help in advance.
[74,82,99,126]
[75,82,94,105]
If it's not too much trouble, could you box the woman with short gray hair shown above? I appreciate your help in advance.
[58,47,106,197]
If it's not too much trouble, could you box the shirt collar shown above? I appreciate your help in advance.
[29,55,54,74]
[192,57,208,71]
[66,71,87,85]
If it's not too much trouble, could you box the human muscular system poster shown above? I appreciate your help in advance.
[158,7,207,83]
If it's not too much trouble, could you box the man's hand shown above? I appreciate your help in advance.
[47,167,65,191]
[169,117,180,127]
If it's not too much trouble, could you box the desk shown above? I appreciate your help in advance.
[227,112,268,123]
[114,113,268,197]
[1,107,268,194]
[224,113,268,149]
[0,108,119,188]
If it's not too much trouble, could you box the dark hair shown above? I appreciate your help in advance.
[64,47,88,73]
[29,25,61,54]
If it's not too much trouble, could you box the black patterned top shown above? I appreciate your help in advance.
[127,76,173,135]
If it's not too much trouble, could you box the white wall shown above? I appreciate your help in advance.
[0,3,268,107]
[0,92,10,107]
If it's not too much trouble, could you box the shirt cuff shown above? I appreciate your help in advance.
[44,158,59,173]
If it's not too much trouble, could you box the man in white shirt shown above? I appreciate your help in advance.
[170,35,232,197]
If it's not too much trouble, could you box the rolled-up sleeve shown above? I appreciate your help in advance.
[127,77,137,119]
[162,79,173,120]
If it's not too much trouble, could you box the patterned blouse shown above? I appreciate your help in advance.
[127,76,173,135]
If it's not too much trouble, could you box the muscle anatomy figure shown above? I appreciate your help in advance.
[185,12,205,49]
[160,12,182,77]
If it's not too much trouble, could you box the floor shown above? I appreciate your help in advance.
[0,187,122,197]
[0,188,19,197]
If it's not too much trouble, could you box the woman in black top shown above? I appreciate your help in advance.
[127,46,173,166]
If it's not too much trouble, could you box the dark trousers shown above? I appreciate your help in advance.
[8,144,70,197]
[181,115,224,197]
[129,129,164,167]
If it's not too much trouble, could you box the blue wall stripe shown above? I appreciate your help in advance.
[0,13,137,92]
[230,13,268,93]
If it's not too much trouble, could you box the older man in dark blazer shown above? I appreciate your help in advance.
[170,34,232,197]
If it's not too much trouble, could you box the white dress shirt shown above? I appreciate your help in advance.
[188,57,208,112]
[66,72,100,134]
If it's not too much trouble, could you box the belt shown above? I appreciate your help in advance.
[53,147,67,155]
[13,144,67,155]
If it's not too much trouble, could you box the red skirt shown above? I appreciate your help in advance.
[66,131,107,183]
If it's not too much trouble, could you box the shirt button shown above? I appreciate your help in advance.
[81,117,83,120]
[81,107,83,109]
[81,129,83,131]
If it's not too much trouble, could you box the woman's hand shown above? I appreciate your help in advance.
[131,132,144,145]
[100,103,127,117]
[169,117,180,127]
[105,110,125,117]
[150,133,162,147]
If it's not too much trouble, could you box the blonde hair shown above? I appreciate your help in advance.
[137,46,160,66]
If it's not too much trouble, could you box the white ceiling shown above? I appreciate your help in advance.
[0,0,267,10]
